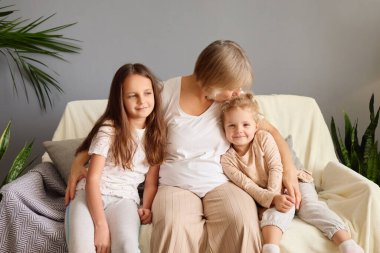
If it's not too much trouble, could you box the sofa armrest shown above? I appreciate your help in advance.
[319,161,380,253]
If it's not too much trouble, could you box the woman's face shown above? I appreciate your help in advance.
[209,87,242,102]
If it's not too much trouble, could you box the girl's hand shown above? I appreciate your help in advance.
[272,194,294,213]
[94,224,111,253]
[64,163,87,206]
[138,208,152,224]
[64,151,90,205]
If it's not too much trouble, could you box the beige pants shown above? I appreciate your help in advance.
[151,182,262,253]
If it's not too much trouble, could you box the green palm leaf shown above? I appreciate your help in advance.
[0,5,81,111]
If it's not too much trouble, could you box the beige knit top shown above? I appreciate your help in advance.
[220,130,283,208]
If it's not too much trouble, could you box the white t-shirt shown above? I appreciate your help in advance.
[159,77,229,197]
[76,123,148,204]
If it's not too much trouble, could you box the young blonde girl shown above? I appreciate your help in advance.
[220,93,363,253]
[65,63,166,253]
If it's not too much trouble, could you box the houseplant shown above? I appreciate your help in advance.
[0,3,81,190]
[0,4,81,110]
[0,121,34,188]
[330,93,380,186]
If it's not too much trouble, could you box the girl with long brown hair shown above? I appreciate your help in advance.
[65,63,166,253]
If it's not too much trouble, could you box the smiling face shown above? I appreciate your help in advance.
[122,74,155,128]
[223,107,257,155]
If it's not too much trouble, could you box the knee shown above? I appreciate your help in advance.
[152,207,181,231]
[226,206,258,229]
[297,199,323,218]
[111,231,140,253]
[68,241,95,253]
[113,241,139,253]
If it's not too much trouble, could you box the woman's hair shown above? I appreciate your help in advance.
[76,63,167,168]
[220,92,261,125]
[194,40,254,92]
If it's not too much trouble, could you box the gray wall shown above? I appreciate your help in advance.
[1,0,380,182]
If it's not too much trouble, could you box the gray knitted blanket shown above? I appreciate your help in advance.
[0,162,67,253]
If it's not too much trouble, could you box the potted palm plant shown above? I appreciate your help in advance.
[0,4,81,110]
[0,4,81,189]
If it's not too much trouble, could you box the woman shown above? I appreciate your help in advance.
[65,40,301,253]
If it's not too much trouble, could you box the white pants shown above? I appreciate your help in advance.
[65,190,140,253]
[260,182,347,238]
[260,205,295,232]
[297,182,347,239]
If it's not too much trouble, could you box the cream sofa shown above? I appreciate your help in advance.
[41,94,379,253]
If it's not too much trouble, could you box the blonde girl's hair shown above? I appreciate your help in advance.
[220,92,261,125]
[76,63,167,168]
[194,40,254,92]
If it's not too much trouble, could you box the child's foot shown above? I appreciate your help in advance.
[339,239,364,253]
[262,244,280,253]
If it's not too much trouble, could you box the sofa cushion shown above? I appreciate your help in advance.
[43,138,84,184]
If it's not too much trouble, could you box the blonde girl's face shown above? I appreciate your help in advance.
[223,107,257,151]
[122,74,155,128]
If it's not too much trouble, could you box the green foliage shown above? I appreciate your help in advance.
[0,121,35,188]
[0,121,11,160]
[0,4,81,111]
[330,94,380,186]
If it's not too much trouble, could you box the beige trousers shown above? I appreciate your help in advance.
[151,182,262,253]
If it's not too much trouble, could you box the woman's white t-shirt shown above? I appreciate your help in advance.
[76,124,148,204]
[159,77,229,197]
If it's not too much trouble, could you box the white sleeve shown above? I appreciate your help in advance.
[88,125,114,157]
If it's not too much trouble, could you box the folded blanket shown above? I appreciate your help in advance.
[0,162,67,253]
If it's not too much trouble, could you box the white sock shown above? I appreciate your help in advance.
[262,244,280,253]
[339,239,364,253]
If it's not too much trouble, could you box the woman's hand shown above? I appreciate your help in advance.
[94,224,111,253]
[64,151,90,206]
[282,165,301,209]
[138,208,152,224]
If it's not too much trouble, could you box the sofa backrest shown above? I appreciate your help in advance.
[256,94,338,187]
[42,94,338,187]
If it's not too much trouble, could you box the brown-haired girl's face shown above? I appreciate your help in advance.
[122,74,155,128]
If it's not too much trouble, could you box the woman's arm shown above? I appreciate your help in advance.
[258,119,301,209]
[65,150,90,205]
[138,165,159,224]
[86,154,110,252]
